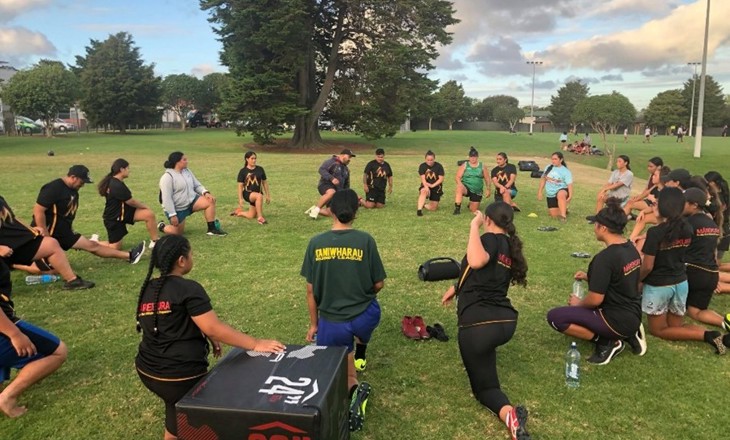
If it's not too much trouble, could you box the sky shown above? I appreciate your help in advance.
[1,0,729,110]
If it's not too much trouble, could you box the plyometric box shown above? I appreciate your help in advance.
[176,345,349,440]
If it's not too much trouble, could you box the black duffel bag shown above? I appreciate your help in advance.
[418,257,461,281]
[518,160,539,172]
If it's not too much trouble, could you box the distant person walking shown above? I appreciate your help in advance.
[623,128,629,143]
[676,126,684,143]
[643,127,651,143]
[722,125,727,137]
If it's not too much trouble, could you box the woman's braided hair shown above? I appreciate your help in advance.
[135,235,191,335]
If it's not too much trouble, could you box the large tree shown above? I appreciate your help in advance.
[74,32,162,133]
[1,60,78,137]
[477,95,519,122]
[548,80,589,132]
[573,92,636,168]
[201,0,458,147]
[681,74,726,127]
[643,89,686,133]
[436,80,467,130]
[161,74,205,130]
[493,105,525,132]
[198,72,230,113]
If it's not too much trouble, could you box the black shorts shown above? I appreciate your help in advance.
[685,265,719,310]
[52,226,81,251]
[104,206,136,244]
[242,191,256,205]
[546,188,568,209]
[464,188,483,203]
[420,186,442,202]
[365,188,386,205]
[5,236,44,266]
[137,370,203,436]
[318,183,336,196]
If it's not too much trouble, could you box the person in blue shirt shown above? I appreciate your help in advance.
[537,152,573,221]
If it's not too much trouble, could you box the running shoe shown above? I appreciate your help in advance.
[625,323,647,356]
[129,241,146,265]
[587,340,625,365]
[309,206,320,219]
[206,228,228,236]
[506,405,531,440]
[304,205,316,215]
[412,316,430,339]
[157,221,166,233]
[63,276,95,290]
[349,382,371,432]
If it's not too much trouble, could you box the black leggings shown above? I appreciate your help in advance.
[138,370,202,436]
[458,320,517,416]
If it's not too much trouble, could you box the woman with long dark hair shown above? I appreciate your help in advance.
[537,152,572,221]
[232,151,270,225]
[441,201,531,440]
[704,171,730,259]
[135,235,284,440]
[98,158,159,249]
[491,152,520,211]
[593,155,633,213]
[624,157,663,219]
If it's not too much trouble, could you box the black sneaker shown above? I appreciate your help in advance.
[129,241,146,265]
[157,221,166,233]
[587,340,625,365]
[453,207,461,215]
[206,228,227,236]
[63,276,95,290]
[625,323,647,356]
[417,210,423,217]
[348,382,371,432]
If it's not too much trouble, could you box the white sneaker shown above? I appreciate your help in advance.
[90,234,100,242]
[148,240,156,250]
[304,205,316,215]
[309,206,320,219]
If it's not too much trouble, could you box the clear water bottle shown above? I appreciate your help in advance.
[572,280,585,299]
[25,274,61,285]
[565,342,580,388]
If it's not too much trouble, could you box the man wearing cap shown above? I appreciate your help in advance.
[362,148,393,209]
[32,166,145,264]
[661,168,690,190]
[306,150,356,219]
[453,147,490,215]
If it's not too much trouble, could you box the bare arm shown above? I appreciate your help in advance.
[373,280,384,294]
[305,283,318,342]
[639,254,655,281]
[0,312,37,358]
[125,198,148,210]
[455,164,465,185]
[262,180,270,203]
[237,182,245,206]
[191,310,285,352]
[466,212,489,269]
[32,203,48,235]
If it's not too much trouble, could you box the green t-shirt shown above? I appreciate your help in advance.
[301,229,386,322]
[462,162,484,194]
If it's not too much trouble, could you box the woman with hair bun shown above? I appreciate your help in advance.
[537,152,572,221]
[300,188,386,432]
[547,198,642,366]
[441,201,531,440]
[135,235,284,440]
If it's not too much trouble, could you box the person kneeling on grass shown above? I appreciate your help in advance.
[0,258,67,418]
[546,199,643,365]
[232,151,270,225]
[441,201,531,440]
[416,150,445,216]
[453,147,490,215]
[361,148,393,209]
[135,235,284,440]
[537,152,572,221]
[306,149,356,219]
[300,189,386,432]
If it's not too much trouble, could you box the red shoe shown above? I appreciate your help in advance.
[506,405,531,440]
[401,316,420,340]
[412,316,430,339]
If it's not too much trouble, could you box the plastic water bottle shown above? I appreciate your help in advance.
[565,342,580,388]
[25,274,61,285]
[572,280,585,299]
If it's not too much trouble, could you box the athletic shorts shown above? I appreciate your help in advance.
[686,265,719,310]
[0,320,61,382]
[164,196,199,224]
[104,206,137,244]
[242,191,256,206]
[365,188,386,205]
[642,281,688,316]
[318,183,337,196]
[494,188,518,202]
[420,186,442,202]
[317,300,381,352]
[546,188,568,209]
[546,306,625,339]
[4,236,44,266]
[137,370,202,436]
[52,229,82,251]
[464,188,483,203]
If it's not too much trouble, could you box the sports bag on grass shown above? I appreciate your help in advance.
[418,257,461,281]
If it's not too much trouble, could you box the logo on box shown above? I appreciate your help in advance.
[248,421,311,440]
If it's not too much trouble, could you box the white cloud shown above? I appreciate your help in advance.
[0,0,51,24]
[0,26,56,63]
[591,0,683,17]
[190,64,216,78]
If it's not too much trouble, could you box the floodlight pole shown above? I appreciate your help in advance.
[687,62,700,137]
[693,0,710,158]
[527,60,542,135]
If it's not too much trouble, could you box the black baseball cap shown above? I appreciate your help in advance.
[684,187,709,207]
[660,168,690,186]
[340,149,356,157]
[68,165,93,183]
[585,210,627,232]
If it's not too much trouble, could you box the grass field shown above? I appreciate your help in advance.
[1,129,729,440]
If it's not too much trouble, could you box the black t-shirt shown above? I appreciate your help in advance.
[490,163,518,191]
[32,178,79,237]
[456,233,516,324]
[363,160,393,191]
[103,178,132,222]
[237,166,267,194]
[0,195,40,250]
[418,162,444,193]
[135,276,214,379]
[685,213,720,270]
[587,241,642,337]
[642,221,692,286]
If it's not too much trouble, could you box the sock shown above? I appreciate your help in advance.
[723,333,730,348]
[355,343,367,360]
[207,221,216,230]
[454,203,460,208]
[704,330,721,345]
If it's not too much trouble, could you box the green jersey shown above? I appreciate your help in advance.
[462,162,484,194]
[301,229,386,321]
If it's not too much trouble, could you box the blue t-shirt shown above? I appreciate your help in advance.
[544,165,572,197]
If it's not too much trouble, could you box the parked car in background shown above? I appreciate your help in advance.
[15,116,43,134]
[186,110,223,128]
[35,118,77,133]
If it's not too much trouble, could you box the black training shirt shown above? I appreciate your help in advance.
[685,213,720,270]
[491,163,518,191]
[642,221,692,286]
[32,178,79,237]
[363,160,393,191]
[0,195,40,250]
[237,166,267,194]
[418,162,445,192]
[103,178,132,222]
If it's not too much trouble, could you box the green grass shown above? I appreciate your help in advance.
[1,129,729,439]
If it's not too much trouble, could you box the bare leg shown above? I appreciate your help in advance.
[346,352,358,391]
[686,305,724,328]
[468,201,481,213]
[316,190,335,209]
[425,201,439,211]
[134,207,159,242]
[162,221,186,236]
[192,196,216,222]
[647,313,705,341]
[72,236,129,261]
[454,184,466,207]
[34,237,76,282]
[557,191,568,220]
[417,188,429,211]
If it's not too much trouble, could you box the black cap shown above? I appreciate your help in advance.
[661,168,690,186]
[586,210,626,232]
[684,187,709,207]
[68,165,93,183]
[340,149,356,157]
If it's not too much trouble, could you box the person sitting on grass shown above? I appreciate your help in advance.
[301,189,386,432]
[629,166,673,242]
[361,148,393,209]
[537,152,572,221]
[453,147,490,215]
[546,199,643,365]
[637,187,725,354]
[32,165,145,265]
[704,171,730,260]
[491,152,520,211]
[441,201,532,440]
[416,150,445,216]
[98,158,160,250]
[158,152,227,236]
[0,258,67,418]
[135,235,284,440]
[624,157,663,220]
[1,195,94,290]
[305,149,356,219]
[592,155,633,214]
[231,151,270,225]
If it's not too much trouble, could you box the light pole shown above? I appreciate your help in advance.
[527,60,543,135]
[687,62,700,137]
[694,0,710,158]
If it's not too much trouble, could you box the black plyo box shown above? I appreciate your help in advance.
[176,345,349,440]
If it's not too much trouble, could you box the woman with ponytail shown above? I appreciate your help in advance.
[547,199,642,366]
[98,158,159,250]
[135,235,284,440]
[301,189,386,432]
[441,201,531,440]
[537,152,572,221]
[593,155,633,213]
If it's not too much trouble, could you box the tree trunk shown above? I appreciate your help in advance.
[448,120,453,130]
[292,115,322,148]
[428,117,432,131]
